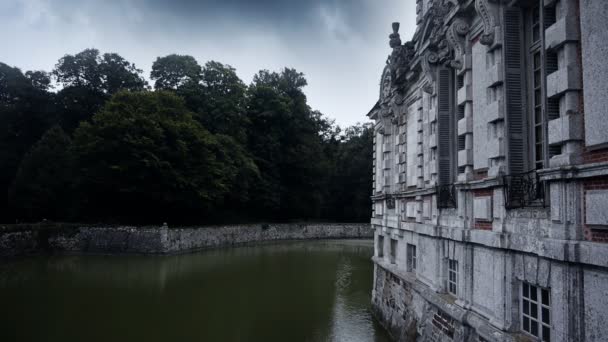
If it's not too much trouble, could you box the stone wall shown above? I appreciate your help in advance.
[0,223,372,258]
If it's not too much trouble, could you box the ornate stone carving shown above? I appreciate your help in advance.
[387,23,417,94]
[475,0,499,46]
[446,18,470,69]
[421,52,437,94]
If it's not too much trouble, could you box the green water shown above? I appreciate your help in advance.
[0,239,390,342]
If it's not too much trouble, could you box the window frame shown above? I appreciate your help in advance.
[520,282,551,341]
[377,235,384,258]
[390,238,398,264]
[447,259,458,296]
[524,1,550,171]
[407,243,417,272]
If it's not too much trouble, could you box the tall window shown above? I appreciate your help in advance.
[377,236,384,258]
[527,5,545,170]
[521,282,551,341]
[448,259,458,295]
[504,2,558,174]
[407,244,417,272]
[390,239,398,264]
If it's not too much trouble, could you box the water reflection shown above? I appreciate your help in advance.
[0,240,390,342]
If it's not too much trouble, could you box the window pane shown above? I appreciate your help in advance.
[535,89,541,105]
[535,71,541,87]
[533,26,540,42]
[531,286,538,301]
[543,326,551,342]
[542,289,550,305]
[532,321,539,336]
[523,301,530,315]
[535,107,542,123]
[524,317,530,332]
[531,303,538,318]
[542,308,550,324]
[534,53,541,69]
[536,144,544,160]
[523,284,529,298]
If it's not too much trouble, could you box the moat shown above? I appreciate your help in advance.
[0,239,390,342]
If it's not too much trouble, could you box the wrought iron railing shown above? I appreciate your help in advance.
[386,196,396,209]
[436,184,457,209]
[503,171,546,209]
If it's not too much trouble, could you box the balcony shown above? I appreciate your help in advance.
[503,171,546,209]
[436,184,457,209]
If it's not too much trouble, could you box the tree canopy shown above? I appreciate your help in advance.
[1,50,372,224]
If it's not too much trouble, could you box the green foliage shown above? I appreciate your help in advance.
[150,54,202,90]
[71,91,250,222]
[0,63,56,219]
[0,53,372,224]
[9,126,73,221]
[99,53,148,94]
[53,48,147,94]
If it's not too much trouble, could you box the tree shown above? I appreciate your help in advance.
[99,53,148,94]
[0,63,56,221]
[25,71,52,91]
[71,91,247,223]
[150,54,202,90]
[53,49,104,91]
[247,68,330,220]
[8,126,73,221]
[198,61,248,142]
[52,49,148,132]
[324,123,373,222]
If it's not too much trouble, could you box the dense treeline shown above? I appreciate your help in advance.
[0,49,372,225]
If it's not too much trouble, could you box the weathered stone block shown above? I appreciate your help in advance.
[584,269,608,342]
[487,137,504,159]
[581,0,608,147]
[548,113,583,145]
[586,190,608,226]
[457,85,472,105]
[458,116,473,135]
[458,149,473,167]
[545,18,578,50]
[474,196,492,221]
[487,62,503,87]
[486,99,503,123]
[547,65,581,98]
[423,200,431,219]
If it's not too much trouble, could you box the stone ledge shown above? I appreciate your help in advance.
[377,222,608,268]
[539,161,608,181]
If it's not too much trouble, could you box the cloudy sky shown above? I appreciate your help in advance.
[0,0,417,126]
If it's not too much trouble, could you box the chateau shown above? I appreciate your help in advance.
[368,0,608,341]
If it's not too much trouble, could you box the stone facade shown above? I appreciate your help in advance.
[0,223,372,257]
[369,1,608,341]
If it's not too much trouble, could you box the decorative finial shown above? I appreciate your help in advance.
[389,22,402,48]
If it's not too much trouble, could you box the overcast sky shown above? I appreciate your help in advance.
[0,0,417,126]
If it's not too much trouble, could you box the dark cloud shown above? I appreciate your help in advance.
[0,0,416,126]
